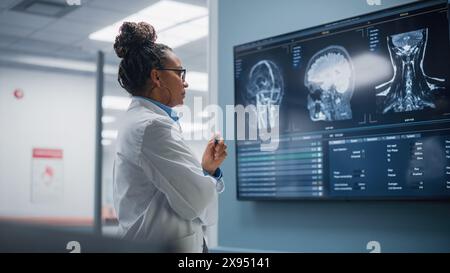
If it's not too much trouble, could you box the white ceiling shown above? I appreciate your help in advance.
[0,0,208,72]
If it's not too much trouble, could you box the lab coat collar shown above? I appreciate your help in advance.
[132,96,180,122]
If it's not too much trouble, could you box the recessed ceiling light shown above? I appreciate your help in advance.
[102,130,118,139]
[12,0,79,18]
[89,0,208,49]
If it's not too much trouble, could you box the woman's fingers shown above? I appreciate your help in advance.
[215,148,228,160]
[215,141,226,150]
[208,136,226,160]
[215,143,227,155]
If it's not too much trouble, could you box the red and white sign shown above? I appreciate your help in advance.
[31,148,64,203]
[33,148,63,159]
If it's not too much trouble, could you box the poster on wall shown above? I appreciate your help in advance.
[31,148,64,203]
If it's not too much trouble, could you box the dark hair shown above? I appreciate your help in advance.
[114,22,172,96]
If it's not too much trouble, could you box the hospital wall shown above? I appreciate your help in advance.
[0,61,212,232]
[0,64,96,224]
[215,0,450,252]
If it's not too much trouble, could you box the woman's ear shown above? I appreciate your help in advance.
[150,69,161,87]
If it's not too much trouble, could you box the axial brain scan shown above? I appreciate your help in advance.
[246,60,284,130]
[376,28,446,114]
[304,46,355,122]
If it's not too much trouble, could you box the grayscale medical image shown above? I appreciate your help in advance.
[376,28,446,114]
[246,60,284,130]
[304,46,355,122]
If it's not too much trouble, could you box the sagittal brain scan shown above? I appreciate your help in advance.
[376,28,446,114]
[245,60,284,130]
[304,46,355,122]
[234,0,450,200]
[305,46,355,121]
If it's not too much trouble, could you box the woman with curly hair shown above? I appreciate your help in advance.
[113,21,227,253]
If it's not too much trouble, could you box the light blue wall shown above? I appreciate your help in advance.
[217,0,450,252]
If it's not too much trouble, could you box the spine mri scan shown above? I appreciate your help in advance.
[376,28,446,114]
[304,46,355,122]
[246,60,284,130]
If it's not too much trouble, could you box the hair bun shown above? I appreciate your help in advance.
[114,22,157,58]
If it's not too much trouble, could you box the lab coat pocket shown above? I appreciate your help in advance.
[170,232,199,253]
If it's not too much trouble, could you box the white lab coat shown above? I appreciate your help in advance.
[113,97,224,253]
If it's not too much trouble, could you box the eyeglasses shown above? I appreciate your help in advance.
[157,67,186,81]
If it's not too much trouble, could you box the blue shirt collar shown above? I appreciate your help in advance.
[135,96,179,122]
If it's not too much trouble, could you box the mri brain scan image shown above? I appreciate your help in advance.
[304,46,355,122]
[246,60,284,130]
[376,28,446,114]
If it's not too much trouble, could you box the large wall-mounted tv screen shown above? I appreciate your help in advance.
[234,0,450,200]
